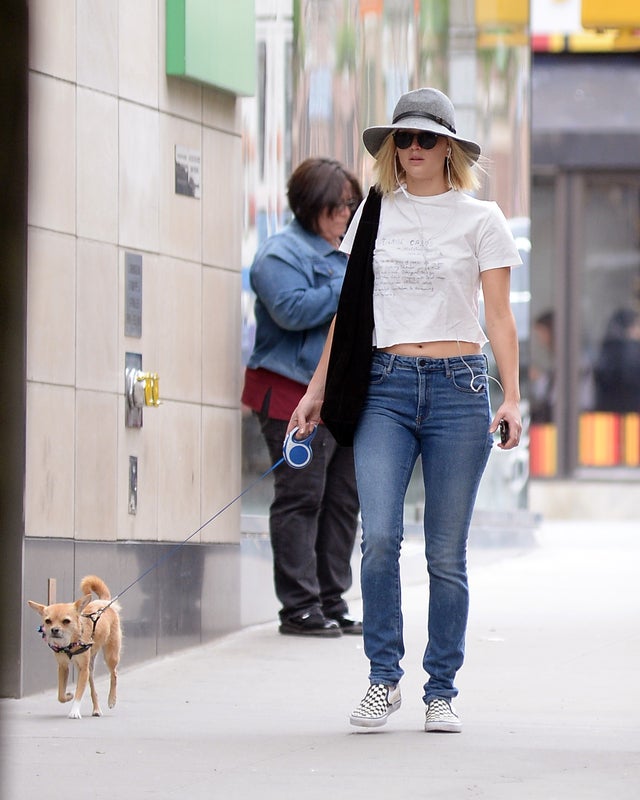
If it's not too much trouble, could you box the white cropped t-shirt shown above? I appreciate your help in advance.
[340,188,522,347]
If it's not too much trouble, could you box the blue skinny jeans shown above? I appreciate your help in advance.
[353,351,493,703]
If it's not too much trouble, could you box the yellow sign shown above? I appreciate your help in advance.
[582,0,640,29]
[475,0,529,27]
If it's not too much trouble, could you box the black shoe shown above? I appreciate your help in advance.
[279,612,342,637]
[329,614,363,635]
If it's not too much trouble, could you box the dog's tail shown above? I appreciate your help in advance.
[80,575,111,600]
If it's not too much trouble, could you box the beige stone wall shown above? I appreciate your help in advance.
[25,1,242,546]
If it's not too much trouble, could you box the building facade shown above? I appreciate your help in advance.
[6,1,253,697]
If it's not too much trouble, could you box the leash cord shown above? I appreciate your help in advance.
[91,456,285,616]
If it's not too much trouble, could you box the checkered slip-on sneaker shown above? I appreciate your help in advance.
[424,697,462,733]
[350,683,401,728]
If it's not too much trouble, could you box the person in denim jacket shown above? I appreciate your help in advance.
[242,158,363,637]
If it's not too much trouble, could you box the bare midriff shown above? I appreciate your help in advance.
[379,340,482,358]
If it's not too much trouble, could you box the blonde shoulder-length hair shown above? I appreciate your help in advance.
[372,134,481,195]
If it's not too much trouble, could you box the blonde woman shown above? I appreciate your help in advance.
[288,89,522,732]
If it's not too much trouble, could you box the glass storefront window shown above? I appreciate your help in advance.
[241,0,531,522]
[530,173,640,477]
[578,178,640,469]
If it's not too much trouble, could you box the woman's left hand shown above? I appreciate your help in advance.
[490,403,522,450]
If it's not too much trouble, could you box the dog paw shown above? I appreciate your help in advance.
[60,693,73,703]
[67,708,82,720]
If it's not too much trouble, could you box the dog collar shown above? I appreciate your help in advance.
[38,626,93,659]
[48,640,94,659]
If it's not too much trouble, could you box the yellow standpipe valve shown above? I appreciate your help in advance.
[136,372,161,407]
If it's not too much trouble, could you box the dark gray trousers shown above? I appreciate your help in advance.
[258,415,360,623]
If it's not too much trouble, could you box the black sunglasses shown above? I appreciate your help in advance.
[393,130,440,150]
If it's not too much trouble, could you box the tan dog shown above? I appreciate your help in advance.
[28,575,122,719]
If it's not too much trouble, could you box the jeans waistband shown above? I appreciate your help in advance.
[371,351,487,371]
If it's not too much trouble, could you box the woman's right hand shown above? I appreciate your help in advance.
[287,392,323,437]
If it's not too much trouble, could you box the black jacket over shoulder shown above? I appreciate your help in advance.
[321,187,382,446]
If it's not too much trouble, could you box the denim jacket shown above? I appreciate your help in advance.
[247,219,348,384]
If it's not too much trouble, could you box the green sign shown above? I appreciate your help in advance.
[166,0,256,96]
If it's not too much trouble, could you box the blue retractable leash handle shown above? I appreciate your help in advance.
[283,425,318,469]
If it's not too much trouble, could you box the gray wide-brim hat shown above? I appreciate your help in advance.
[362,87,481,162]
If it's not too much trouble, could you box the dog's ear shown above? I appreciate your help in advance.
[28,600,46,615]
[75,594,92,612]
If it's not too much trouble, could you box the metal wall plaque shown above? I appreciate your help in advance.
[174,145,201,198]
[125,252,142,338]
[128,456,138,515]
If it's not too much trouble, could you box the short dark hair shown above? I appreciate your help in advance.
[287,158,362,234]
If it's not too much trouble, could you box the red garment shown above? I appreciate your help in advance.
[242,367,307,421]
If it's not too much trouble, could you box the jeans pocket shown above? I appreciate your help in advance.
[450,364,487,394]
[369,357,390,385]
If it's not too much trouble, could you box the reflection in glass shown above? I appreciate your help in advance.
[579,179,640,468]
[241,0,531,513]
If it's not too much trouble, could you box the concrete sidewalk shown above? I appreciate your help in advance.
[2,520,639,799]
